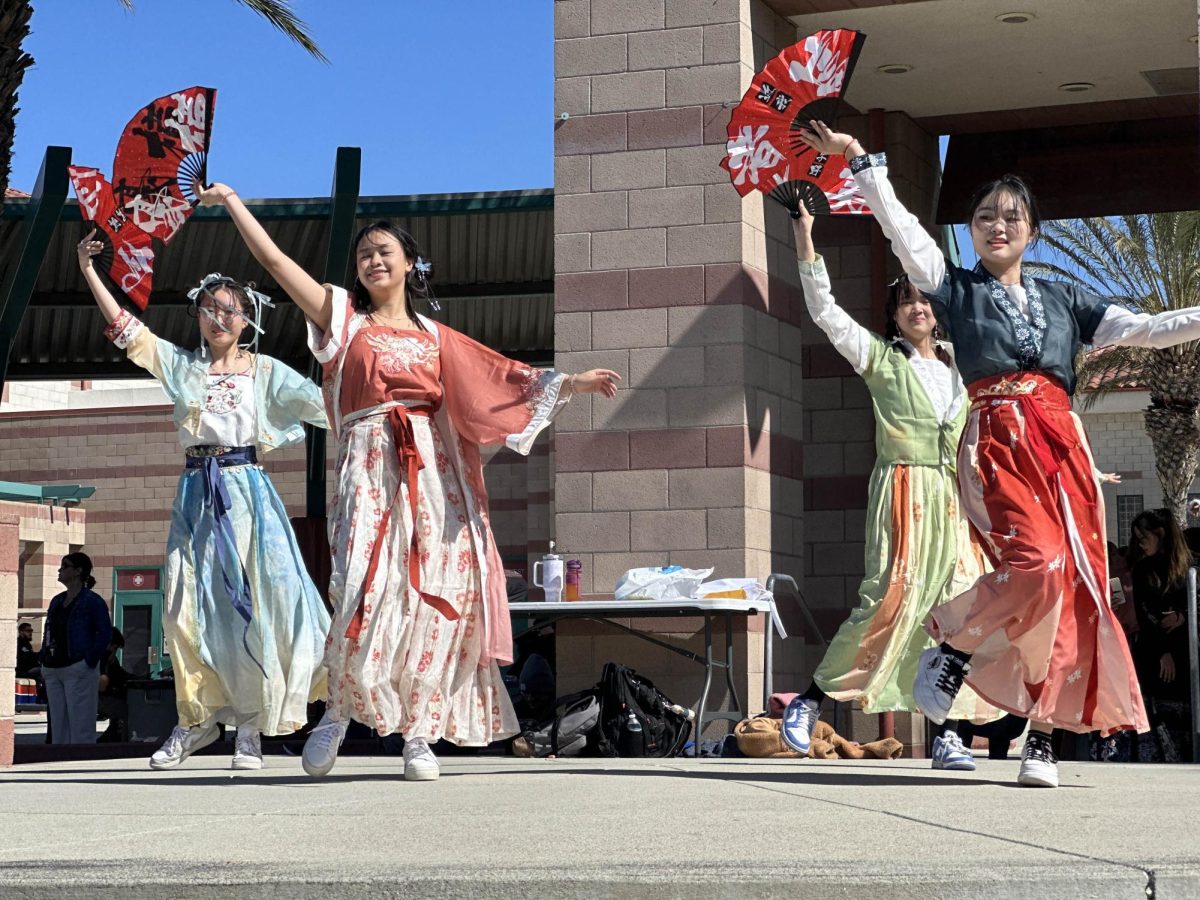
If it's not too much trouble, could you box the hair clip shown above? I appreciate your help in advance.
[414,257,432,281]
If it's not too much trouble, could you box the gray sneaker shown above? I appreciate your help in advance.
[912,646,969,725]
[403,737,440,781]
[149,723,218,770]
[302,712,347,778]
[232,726,263,770]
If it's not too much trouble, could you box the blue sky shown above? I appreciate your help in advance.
[10,0,552,198]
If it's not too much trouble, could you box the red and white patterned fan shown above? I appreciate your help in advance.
[720,30,869,216]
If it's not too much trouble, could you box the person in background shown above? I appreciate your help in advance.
[16,622,39,677]
[40,553,111,744]
[1127,509,1194,762]
[98,628,131,743]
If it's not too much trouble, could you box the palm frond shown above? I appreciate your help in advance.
[231,0,328,63]
[1073,345,1151,410]
[116,1,327,61]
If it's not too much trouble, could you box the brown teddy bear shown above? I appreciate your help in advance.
[734,716,903,760]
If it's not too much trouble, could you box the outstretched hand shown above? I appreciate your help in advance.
[196,182,237,207]
[77,228,102,269]
[572,368,621,399]
[796,120,864,160]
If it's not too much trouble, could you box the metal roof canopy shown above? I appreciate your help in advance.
[0,480,95,505]
[0,145,554,519]
[0,146,554,383]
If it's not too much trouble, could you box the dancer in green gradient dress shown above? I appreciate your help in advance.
[781,206,993,770]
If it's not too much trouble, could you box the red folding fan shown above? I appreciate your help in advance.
[69,86,216,309]
[720,30,868,216]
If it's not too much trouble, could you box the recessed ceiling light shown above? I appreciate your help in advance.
[1058,82,1095,93]
[996,11,1035,24]
[876,64,913,75]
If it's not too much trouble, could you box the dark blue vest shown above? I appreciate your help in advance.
[923,263,1111,396]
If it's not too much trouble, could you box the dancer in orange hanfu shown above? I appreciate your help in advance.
[200,181,620,781]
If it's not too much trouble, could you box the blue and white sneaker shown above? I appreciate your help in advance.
[931,731,976,771]
[780,697,820,754]
[912,646,969,725]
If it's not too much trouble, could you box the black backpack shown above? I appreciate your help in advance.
[595,662,692,758]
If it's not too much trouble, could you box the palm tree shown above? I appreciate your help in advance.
[0,0,325,197]
[1035,213,1200,524]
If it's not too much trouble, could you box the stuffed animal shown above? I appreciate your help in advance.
[734,716,903,760]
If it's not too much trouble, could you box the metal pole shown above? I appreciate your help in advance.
[1188,567,1199,763]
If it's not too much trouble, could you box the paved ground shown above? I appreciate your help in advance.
[1,752,1198,899]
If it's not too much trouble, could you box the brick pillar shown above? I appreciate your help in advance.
[0,515,20,767]
[553,0,809,716]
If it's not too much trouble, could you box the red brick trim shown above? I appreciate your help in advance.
[560,427,804,478]
[556,270,629,312]
[0,718,12,768]
[556,112,628,156]
[89,555,166,568]
[1,459,309,484]
[85,509,172,523]
[0,419,176,439]
[805,475,869,511]
[0,404,173,421]
[802,343,856,378]
[628,106,704,150]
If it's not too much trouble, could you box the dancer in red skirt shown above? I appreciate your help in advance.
[800,121,1200,787]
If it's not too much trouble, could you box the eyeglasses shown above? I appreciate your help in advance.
[972,211,1027,230]
[199,304,245,321]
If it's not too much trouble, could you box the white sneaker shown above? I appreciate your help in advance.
[232,725,263,770]
[1017,734,1059,788]
[302,711,347,777]
[403,737,440,781]
[780,697,820,755]
[931,731,977,771]
[912,646,969,725]
[149,723,218,770]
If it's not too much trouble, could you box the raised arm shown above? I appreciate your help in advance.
[76,230,123,324]
[797,121,947,294]
[792,205,870,374]
[197,183,332,332]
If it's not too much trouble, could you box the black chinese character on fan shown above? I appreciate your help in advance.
[756,83,777,104]
[771,92,793,112]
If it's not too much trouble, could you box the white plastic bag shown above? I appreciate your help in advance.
[697,578,772,602]
[614,566,714,602]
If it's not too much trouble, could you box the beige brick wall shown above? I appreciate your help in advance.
[1078,392,1200,542]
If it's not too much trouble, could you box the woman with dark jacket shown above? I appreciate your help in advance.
[1128,511,1195,763]
[40,552,112,744]
[1127,509,1194,761]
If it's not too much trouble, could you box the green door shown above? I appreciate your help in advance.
[113,566,166,677]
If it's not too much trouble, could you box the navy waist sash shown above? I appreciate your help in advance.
[184,445,264,674]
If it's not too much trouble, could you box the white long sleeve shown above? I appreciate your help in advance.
[1091,304,1200,349]
[798,255,870,374]
[850,158,946,294]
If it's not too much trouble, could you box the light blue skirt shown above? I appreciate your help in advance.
[164,461,330,735]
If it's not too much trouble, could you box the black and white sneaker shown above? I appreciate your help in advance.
[912,646,969,725]
[1017,733,1059,788]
